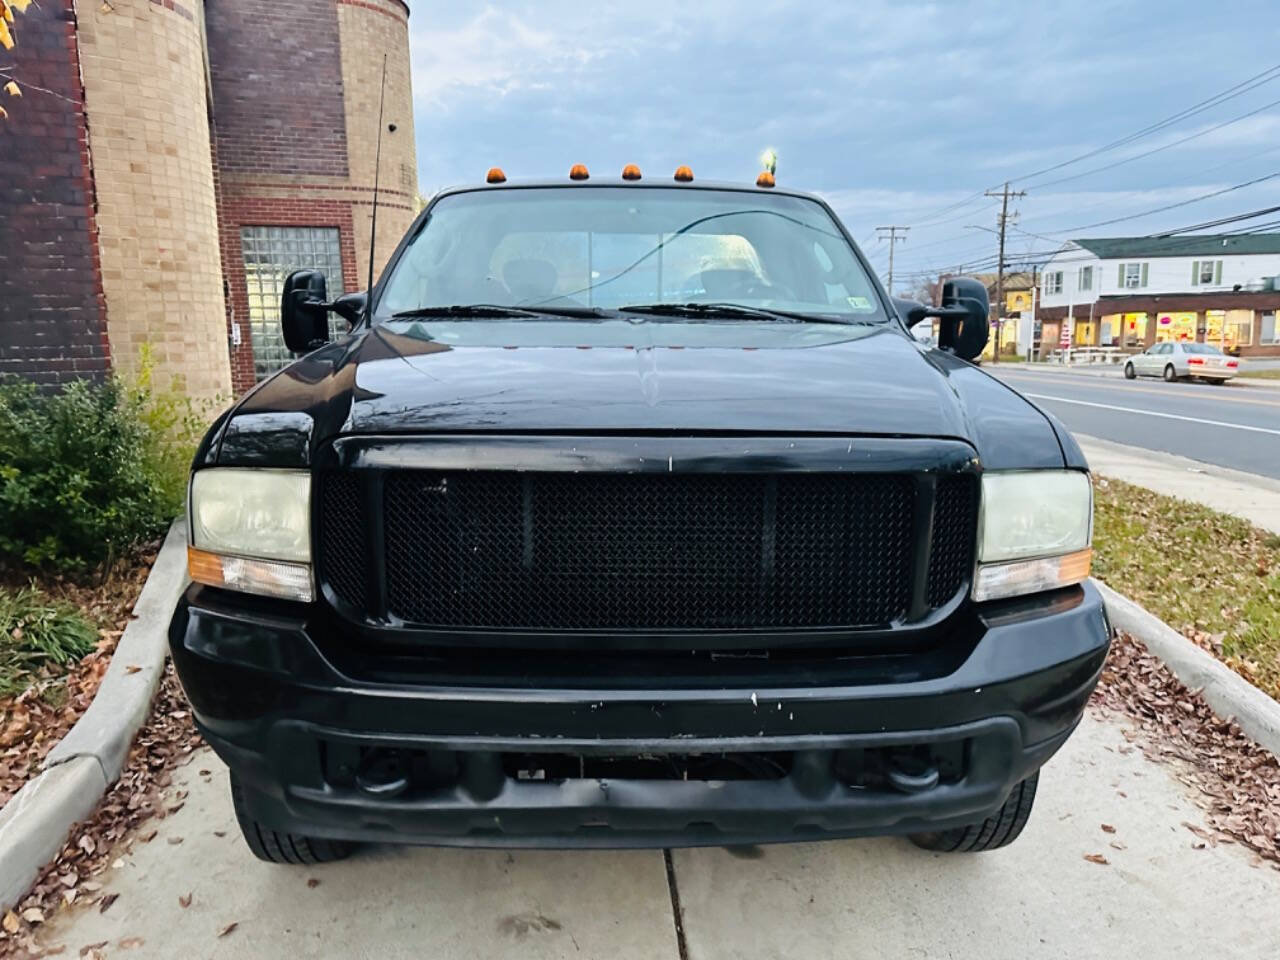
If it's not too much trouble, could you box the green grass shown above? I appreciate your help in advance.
[0,585,98,696]
[1238,368,1280,380]
[1093,477,1280,700]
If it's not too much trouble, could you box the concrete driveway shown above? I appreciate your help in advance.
[24,710,1280,959]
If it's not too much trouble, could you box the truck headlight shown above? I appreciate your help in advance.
[187,468,313,602]
[972,470,1092,602]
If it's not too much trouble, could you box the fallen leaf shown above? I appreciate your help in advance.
[98,893,119,914]
[1109,840,1127,851]
[2,910,20,934]
[77,835,96,855]
[306,878,320,889]
[21,907,44,924]
[79,943,109,958]
[166,836,184,845]
[124,665,142,675]
[213,830,226,838]
[218,922,239,938]
[118,936,145,949]
[178,893,192,908]
[139,829,158,843]
[1083,853,1110,865]
[1101,823,1116,834]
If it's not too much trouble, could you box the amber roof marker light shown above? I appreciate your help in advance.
[485,167,507,184]
[757,148,777,188]
[569,163,590,180]
[674,165,694,182]
[621,163,642,181]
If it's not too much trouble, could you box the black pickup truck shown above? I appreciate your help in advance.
[170,170,1110,863]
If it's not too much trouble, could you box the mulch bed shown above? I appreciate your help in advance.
[0,544,160,810]
[0,626,1277,954]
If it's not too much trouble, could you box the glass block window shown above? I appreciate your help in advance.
[241,226,347,381]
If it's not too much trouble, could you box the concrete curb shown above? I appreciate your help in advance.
[1097,579,1280,759]
[0,521,188,912]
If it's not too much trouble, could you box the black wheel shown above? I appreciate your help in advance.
[1163,364,1177,382]
[230,774,352,864]
[909,772,1038,852]
[1123,362,1136,379]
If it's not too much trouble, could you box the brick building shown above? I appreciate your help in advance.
[0,0,417,400]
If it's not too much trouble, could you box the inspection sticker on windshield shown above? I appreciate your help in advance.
[846,296,875,312]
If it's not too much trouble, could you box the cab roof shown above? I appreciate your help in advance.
[433,177,825,204]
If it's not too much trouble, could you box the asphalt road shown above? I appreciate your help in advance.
[989,367,1280,479]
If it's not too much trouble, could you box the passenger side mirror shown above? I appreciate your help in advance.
[894,276,990,361]
[281,271,367,353]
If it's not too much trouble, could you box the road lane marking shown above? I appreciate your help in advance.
[1022,392,1280,437]
[996,372,1280,409]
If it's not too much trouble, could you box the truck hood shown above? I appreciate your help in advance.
[209,319,1070,470]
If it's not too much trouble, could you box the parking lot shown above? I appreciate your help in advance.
[26,711,1280,959]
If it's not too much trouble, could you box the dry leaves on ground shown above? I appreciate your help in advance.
[0,666,201,958]
[1093,630,1280,866]
[0,546,159,807]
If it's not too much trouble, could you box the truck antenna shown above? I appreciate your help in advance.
[367,53,389,303]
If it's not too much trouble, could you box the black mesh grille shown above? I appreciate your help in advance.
[926,474,979,606]
[319,473,368,612]
[320,469,978,631]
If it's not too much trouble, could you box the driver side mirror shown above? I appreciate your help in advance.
[281,270,367,353]
[896,276,990,361]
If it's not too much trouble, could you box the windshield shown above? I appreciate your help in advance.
[376,186,885,322]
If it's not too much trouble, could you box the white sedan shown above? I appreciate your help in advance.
[1123,341,1240,383]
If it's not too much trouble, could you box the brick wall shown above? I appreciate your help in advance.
[77,0,231,403]
[217,190,360,392]
[204,0,350,178]
[0,0,111,386]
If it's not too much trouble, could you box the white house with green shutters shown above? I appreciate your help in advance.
[1034,234,1280,357]
[1038,235,1280,311]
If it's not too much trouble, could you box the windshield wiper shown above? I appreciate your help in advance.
[618,302,858,325]
[390,304,616,320]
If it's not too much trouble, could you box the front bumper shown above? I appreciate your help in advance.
[169,582,1111,848]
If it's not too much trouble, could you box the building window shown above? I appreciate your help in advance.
[1193,259,1221,286]
[1262,312,1279,345]
[1205,309,1252,349]
[240,226,347,381]
[1078,266,1093,291]
[1122,262,1145,289]
[1044,271,1063,295]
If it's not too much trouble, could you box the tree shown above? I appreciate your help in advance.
[0,0,34,121]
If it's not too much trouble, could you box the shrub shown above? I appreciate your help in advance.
[0,585,99,696]
[0,350,211,573]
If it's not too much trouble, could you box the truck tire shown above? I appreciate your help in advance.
[908,772,1038,853]
[230,774,353,865]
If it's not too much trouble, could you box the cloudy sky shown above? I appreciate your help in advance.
[407,1,1280,294]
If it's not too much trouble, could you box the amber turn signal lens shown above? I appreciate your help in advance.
[621,163,642,181]
[485,167,507,184]
[674,165,694,182]
[756,171,776,188]
[187,546,314,603]
[569,163,590,180]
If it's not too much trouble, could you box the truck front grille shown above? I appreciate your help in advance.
[318,470,977,632]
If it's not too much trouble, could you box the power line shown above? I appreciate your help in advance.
[1012,63,1280,184]
[1023,96,1280,192]
[1052,171,1280,233]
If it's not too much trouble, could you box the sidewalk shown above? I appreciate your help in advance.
[1077,433,1280,534]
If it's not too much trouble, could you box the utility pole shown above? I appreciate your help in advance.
[983,182,1026,365]
[876,225,909,294]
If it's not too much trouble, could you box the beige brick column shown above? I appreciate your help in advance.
[337,0,418,289]
[77,0,231,404]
